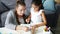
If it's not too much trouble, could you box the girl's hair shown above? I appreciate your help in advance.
[15,0,26,25]
[32,0,44,9]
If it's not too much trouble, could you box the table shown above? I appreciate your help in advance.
[0,24,52,34]
[0,27,19,34]
[17,24,52,34]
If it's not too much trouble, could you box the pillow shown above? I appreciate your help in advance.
[55,0,60,4]
[43,0,55,11]
[1,0,16,9]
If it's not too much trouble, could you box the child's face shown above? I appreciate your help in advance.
[16,5,26,16]
[32,4,40,11]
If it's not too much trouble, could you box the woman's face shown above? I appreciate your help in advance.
[16,5,26,16]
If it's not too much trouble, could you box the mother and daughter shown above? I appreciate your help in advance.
[5,0,47,34]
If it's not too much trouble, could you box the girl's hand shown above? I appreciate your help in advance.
[30,26,35,30]
[26,19,30,24]
[30,26,35,34]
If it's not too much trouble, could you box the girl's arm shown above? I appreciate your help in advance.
[32,11,47,28]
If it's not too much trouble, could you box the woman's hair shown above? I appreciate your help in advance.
[31,0,44,9]
[16,0,26,7]
[17,0,24,2]
[15,0,26,25]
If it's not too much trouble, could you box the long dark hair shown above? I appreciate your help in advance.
[17,0,24,2]
[15,0,26,25]
[31,0,44,10]
[16,0,26,7]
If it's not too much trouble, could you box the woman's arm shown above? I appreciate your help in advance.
[16,25,29,32]
[32,11,47,28]
[5,11,16,30]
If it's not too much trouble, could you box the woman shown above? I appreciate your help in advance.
[5,0,28,32]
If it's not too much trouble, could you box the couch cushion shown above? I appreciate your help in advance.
[43,0,55,11]
[1,11,9,27]
[25,0,32,8]
[0,1,8,13]
[25,0,32,15]
[1,0,16,9]
[44,10,56,15]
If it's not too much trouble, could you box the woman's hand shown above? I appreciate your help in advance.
[23,26,29,32]
[16,25,29,32]
[15,25,21,30]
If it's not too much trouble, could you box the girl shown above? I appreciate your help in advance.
[26,0,47,34]
[5,0,29,32]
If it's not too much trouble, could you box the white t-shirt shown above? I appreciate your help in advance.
[30,8,44,26]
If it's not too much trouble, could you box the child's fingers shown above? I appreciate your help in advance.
[26,19,29,23]
[30,26,35,30]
